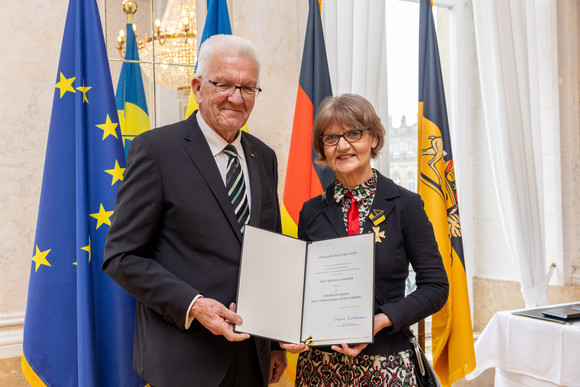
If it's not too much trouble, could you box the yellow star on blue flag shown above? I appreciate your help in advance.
[77,80,92,103]
[55,72,76,98]
[96,114,119,140]
[90,204,114,229]
[80,237,91,263]
[32,246,52,272]
[105,160,125,185]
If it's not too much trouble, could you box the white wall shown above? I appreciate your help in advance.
[0,0,70,358]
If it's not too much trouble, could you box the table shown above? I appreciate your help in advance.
[466,303,580,386]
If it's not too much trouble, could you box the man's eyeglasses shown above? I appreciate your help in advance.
[320,128,370,146]
[206,79,262,99]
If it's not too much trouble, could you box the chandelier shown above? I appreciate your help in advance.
[116,0,198,92]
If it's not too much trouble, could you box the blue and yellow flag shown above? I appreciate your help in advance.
[116,22,151,154]
[417,0,476,385]
[21,0,145,385]
[184,0,232,119]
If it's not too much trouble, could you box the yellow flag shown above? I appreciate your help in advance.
[418,0,476,385]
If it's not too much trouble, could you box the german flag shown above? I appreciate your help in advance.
[280,0,333,382]
[282,0,334,240]
[417,0,476,385]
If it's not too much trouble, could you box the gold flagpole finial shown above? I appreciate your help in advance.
[122,0,138,24]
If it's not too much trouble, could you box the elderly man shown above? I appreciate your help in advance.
[103,34,287,386]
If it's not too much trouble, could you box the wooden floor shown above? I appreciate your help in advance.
[0,357,28,387]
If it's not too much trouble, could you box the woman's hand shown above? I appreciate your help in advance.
[374,312,392,334]
[280,342,310,354]
[330,313,393,357]
[330,342,368,356]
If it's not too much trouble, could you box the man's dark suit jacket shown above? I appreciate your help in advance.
[298,171,449,355]
[103,112,281,386]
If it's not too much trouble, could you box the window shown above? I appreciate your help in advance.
[385,0,456,194]
[408,172,416,192]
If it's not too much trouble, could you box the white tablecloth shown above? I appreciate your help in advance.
[466,303,580,386]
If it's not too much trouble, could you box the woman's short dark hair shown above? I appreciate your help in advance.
[312,93,385,165]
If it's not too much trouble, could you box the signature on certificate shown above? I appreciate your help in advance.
[333,315,367,324]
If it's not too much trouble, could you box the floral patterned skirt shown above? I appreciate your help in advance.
[295,348,418,387]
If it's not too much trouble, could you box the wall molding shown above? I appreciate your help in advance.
[0,313,24,359]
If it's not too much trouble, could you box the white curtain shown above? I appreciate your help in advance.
[472,0,550,306]
[321,0,388,136]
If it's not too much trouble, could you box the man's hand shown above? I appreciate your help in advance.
[269,350,288,384]
[189,298,250,341]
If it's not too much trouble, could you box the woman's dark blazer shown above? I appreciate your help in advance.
[297,171,449,355]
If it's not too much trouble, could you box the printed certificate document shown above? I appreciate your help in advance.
[235,226,374,346]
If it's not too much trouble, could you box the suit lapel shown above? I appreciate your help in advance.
[241,134,263,227]
[182,112,243,242]
[321,184,348,237]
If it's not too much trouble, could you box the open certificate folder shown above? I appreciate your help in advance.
[235,226,375,346]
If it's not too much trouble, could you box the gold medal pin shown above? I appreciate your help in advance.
[369,209,386,242]
[372,226,385,243]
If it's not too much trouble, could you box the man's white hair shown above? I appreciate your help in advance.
[196,34,261,82]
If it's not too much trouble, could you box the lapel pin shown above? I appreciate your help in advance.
[369,209,386,226]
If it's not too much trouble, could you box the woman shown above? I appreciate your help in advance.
[281,94,449,386]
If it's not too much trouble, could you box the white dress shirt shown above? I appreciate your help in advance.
[185,113,252,329]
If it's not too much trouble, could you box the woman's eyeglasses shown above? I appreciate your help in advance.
[320,128,370,146]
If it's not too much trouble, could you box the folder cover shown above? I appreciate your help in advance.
[234,226,375,346]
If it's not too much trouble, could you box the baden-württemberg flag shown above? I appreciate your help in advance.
[21,0,145,385]
[116,22,151,154]
[417,0,476,385]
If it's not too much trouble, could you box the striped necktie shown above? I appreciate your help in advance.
[223,145,250,233]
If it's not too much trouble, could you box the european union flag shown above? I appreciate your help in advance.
[116,23,151,154]
[21,0,145,385]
